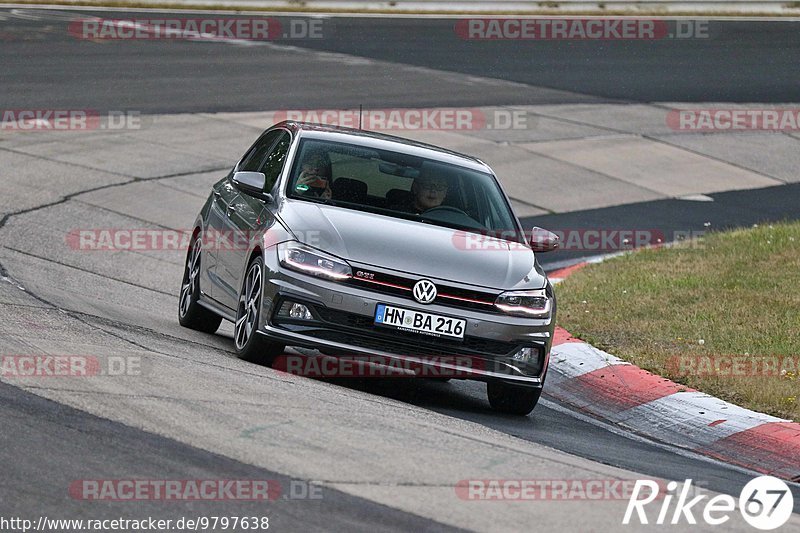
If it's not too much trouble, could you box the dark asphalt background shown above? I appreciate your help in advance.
[526,182,800,267]
[1,12,800,112]
[0,380,464,532]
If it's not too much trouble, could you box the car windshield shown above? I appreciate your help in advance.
[286,138,522,240]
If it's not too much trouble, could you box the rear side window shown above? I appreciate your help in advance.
[239,130,283,172]
[260,131,291,190]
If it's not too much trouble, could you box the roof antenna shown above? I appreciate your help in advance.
[358,105,363,130]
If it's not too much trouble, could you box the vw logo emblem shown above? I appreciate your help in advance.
[412,279,437,304]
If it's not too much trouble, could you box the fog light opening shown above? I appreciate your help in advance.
[511,347,533,363]
[289,303,314,320]
[277,301,314,320]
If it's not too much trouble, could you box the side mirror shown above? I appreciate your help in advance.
[528,226,559,253]
[233,171,273,202]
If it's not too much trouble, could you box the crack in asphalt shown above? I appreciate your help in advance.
[517,144,670,198]
[642,133,791,184]
[514,106,796,185]
[0,163,229,233]
[0,156,261,388]
[0,145,138,180]
[73,198,188,232]
[152,180,214,200]
[0,299,234,359]
[316,481,462,488]
[506,195,555,215]
[1,297,299,386]
[14,386,301,404]
[65,306,238,354]
[0,302,51,310]
[0,161,229,278]
[5,246,177,297]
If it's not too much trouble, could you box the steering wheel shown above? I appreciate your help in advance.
[420,205,486,230]
[421,205,469,216]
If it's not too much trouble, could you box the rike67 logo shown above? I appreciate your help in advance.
[623,477,794,530]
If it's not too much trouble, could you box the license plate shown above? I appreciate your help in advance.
[374,304,466,340]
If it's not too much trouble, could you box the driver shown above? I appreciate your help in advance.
[388,161,456,214]
[410,174,449,213]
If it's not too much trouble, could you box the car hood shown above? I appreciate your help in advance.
[277,200,547,290]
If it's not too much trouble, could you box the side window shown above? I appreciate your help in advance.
[259,131,291,191]
[239,130,282,172]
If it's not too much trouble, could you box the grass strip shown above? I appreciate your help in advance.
[555,221,800,420]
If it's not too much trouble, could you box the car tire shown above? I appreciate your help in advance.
[234,256,285,366]
[487,381,542,416]
[179,235,223,334]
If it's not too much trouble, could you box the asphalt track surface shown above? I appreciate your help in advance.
[2,7,800,530]
[0,381,460,532]
[2,10,800,113]
[524,182,800,267]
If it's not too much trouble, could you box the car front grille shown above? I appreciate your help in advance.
[345,267,502,314]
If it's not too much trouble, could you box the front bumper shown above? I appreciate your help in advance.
[258,250,555,386]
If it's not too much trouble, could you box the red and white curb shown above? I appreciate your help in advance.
[546,262,800,481]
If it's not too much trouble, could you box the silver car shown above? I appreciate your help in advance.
[179,121,559,415]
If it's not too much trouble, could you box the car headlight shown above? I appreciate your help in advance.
[277,241,352,281]
[494,289,552,317]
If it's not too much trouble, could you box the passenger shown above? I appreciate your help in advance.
[296,149,332,199]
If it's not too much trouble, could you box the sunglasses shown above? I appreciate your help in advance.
[418,182,448,192]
